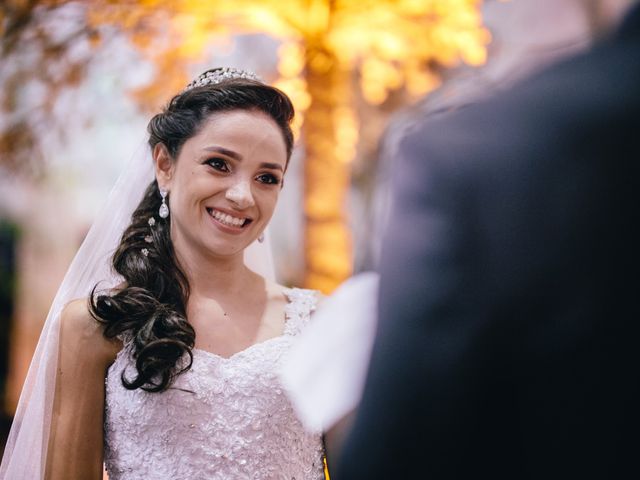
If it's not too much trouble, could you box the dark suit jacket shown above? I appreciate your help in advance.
[337,5,640,479]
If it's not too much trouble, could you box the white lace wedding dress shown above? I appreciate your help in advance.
[103,288,325,480]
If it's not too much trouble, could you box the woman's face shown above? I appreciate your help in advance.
[155,109,288,259]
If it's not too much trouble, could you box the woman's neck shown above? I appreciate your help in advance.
[175,244,257,299]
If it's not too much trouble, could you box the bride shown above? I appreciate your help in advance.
[0,67,326,479]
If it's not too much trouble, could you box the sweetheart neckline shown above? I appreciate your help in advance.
[112,287,316,365]
[192,334,289,362]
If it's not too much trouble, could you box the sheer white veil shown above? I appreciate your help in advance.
[0,77,276,479]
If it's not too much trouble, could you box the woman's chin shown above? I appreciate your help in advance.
[200,236,256,259]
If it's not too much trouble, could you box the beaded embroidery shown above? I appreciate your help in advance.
[104,288,324,480]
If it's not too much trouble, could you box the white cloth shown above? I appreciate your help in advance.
[280,272,379,432]
[104,288,325,480]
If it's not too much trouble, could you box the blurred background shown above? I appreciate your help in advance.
[0,0,632,458]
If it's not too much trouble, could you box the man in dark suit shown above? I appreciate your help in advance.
[336,2,640,478]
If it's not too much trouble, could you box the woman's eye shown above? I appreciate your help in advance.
[206,158,229,172]
[256,173,280,185]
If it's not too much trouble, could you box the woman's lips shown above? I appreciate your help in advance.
[206,207,252,234]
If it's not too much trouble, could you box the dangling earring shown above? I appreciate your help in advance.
[257,232,265,243]
[159,188,170,219]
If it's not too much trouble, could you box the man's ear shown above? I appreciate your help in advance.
[153,143,174,188]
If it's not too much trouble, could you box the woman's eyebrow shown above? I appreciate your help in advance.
[260,162,284,172]
[203,145,242,160]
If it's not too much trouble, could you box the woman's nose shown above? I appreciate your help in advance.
[225,180,255,209]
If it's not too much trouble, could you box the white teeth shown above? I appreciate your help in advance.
[210,209,246,228]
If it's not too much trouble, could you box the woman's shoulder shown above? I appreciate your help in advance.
[60,298,100,337]
[59,298,122,364]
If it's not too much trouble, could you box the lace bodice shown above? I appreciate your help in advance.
[104,288,325,480]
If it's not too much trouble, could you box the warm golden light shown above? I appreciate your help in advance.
[86,0,490,292]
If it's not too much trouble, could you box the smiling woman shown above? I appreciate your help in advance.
[0,68,327,480]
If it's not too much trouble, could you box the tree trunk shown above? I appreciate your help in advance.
[302,44,353,293]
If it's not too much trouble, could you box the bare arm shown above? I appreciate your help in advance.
[45,299,121,480]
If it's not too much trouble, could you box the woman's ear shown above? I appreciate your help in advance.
[153,143,174,188]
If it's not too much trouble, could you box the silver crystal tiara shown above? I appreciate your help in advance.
[183,67,263,92]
